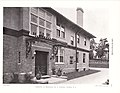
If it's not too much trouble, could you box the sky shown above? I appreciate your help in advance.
[53,7,109,43]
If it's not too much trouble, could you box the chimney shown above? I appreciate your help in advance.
[76,7,84,27]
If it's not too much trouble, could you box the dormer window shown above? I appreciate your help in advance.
[56,25,65,38]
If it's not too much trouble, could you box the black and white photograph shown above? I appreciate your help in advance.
[3,7,110,85]
[1,0,120,93]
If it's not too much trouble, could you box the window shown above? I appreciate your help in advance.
[55,47,64,63]
[56,25,65,38]
[55,56,58,62]
[77,35,80,43]
[61,26,65,38]
[57,29,60,37]
[84,37,87,46]
[71,36,74,45]
[31,24,37,35]
[70,56,73,64]
[57,25,60,37]
[83,53,85,63]
[31,14,38,23]
[60,49,64,62]
[39,27,44,36]
[30,8,52,37]
[39,18,45,26]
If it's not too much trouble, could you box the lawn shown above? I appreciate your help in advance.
[65,69,100,80]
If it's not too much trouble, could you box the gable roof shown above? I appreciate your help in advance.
[43,7,96,38]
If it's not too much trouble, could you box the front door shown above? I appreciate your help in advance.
[35,51,48,76]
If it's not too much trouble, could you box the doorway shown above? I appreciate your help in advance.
[35,51,48,76]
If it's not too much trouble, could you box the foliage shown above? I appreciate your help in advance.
[52,67,56,75]
[10,73,19,83]
[90,38,109,59]
[24,73,34,83]
[57,68,62,76]
[36,72,42,80]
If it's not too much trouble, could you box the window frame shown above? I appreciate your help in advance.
[56,25,65,38]
[70,56,74,64]
[29,7,52,38]
[83,53,86,63]
[55,47,64,64]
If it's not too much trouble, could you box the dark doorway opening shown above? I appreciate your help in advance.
[35,51,48,76]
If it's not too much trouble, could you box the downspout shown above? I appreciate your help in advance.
[75,32,78,71]
[75,29,82,71]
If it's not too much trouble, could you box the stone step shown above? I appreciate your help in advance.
[31,76,67,84]
[48,77,67,84]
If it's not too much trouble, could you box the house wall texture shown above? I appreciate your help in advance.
[3,7,20,31]
[3,35,18,73]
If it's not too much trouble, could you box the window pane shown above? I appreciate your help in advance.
[77,35,79,43]
[61,31,65,38]
[46,21,51,29]
[39,9,45,18]
[83,53,85,63]
[55,56,58,62]
[31,24,37,35]
[71,36,74,45]
[39,27,44,36]
[39,18,45,26]
[57,29,60,37]
[71,36,74,41]
[31,7,38,14]
[31,14,37,23]
[84,37,87,46]
[61,26,65,32]
[46,12,52,21]
[70,56,73,64]
[60,56,63,62]
[46,29,51,38]
[71,41,74,45]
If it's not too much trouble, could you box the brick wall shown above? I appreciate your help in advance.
[3,35,18,73]
[55,47,89,74]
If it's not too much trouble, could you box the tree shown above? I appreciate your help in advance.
[89,38,96,59]
[96,38,109,59]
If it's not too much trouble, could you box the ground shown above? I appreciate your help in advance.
[61,67,109,85]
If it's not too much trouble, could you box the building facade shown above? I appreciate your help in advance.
[3,7,95,79]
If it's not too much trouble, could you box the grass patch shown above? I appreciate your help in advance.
[65,69,100,80]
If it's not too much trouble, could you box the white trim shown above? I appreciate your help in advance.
[32,45,51,50]
[55,62,64,65]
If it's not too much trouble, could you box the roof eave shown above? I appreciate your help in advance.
[43,7,96,38]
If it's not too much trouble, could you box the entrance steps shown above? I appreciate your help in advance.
[31,75,67,84]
